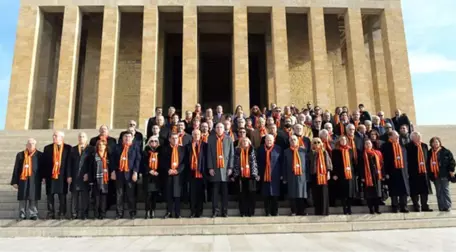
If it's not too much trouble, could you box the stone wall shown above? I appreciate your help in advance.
[113,13,143,128]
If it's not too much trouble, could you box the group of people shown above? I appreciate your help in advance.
[11,103,456,221]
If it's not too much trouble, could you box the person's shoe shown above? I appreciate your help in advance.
[400,208,410,213]
[115,215,123,220]
[413,206,421,212]
[422,208,433,212]
[222,213,228,218]
[175,215,181,219]
[369,209,375,215]
[144,213,149,219]
[441,208,451,212]
[391,207,398,213]
[189,213,195,218]
[163,212,171,219]
[211,213,217,218]
[30,216,38,221]
[375,210,382,214]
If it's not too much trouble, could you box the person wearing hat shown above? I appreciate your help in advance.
[358,104,372,124]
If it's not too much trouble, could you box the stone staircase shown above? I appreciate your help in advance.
[0,127,454,237]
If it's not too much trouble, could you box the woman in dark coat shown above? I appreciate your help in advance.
[360,139,384,214]
[233,137,259,217]
[428,137,456,212]
[331,136,357,215]
[406,132,432,212]
[90,139,112,219]
[369,130,384,151]
[309,138,333,216]
[257,134,282,216]
[142,136,161,219]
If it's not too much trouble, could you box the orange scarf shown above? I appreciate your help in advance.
[240,147,251,178]
[171,144,179,170]
[119,144,131,172]
[178,133,184,146]
[364,149,382,187]
[148,151,158,171]
[339,123,345,136]
[353,120,359,129]
[259,127,267,138]
[191,141,203,178]
[264,145,273,182]
[380,119,385,126]
[297,136,306,149]
[316,149,328,185]
[52,144,64,179]
[171,125,177,133]
[415,142,426,174]
[20,149,36,181]
[255,116,261,129]
[334,114,340,125]
[201,133,209,143]
[430,148,441,179]
[216,134,225,168]
[323,139,332,154]
[347,136,357,163]
[340,146,352,180]
[228,130,235,141]
[275,118,281,128]
[390,140,404,169]
[290,146,302,176]
[98,151,108,184]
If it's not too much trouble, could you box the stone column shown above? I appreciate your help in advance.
[270,7,290,107]
[381,8,416,122]
[139,6,159,130]
[96,7,120,129]
[232,6,250,111]
[5,6,41,130]
[265,32,276,105]
[367,18,389,114]
[308,7,334,110]
[53,6,82,129]
[344,8,372,110]
[181,6,198,116]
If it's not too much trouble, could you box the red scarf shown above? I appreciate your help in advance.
[339,145,352,180]
[148,151,158,171]
[347,136,357,163]
[316,149,328,185]
[264,145,273,182]
[364,149,382,187]
[389,140,404,169]
[415,142,426,174]
[98,150,109,184]
[21,149,36,180]
[290,146,302,176]
[430,148,441,179]
[191,141,203,178]
[240,147,251,178]
[119,144,131,172]
[201,133,208,143]
[216,134,225,168]
[52,144,64,179]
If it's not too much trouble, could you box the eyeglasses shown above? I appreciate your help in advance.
[313,141,322,144]
[151,140,158,143]
[129,123,136,126]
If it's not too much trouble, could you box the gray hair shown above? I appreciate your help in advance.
[319,129,329,139]
[346,124,355,131]
[324,122,333,130]
[364,120,372,126]
[27,138,37,145]
[53,130,65,138]
[410,131,421,140]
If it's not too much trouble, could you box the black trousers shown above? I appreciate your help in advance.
[115,180,136,216]
[391,195,408,210]
[367,198,381,212]
[71,190,89,218]
[212,182,228,215]
[342,197,352,213]
[93,189,107,217]
[313,185,329,216]
[411,194,429,210]
[264,196,278,216]
[145,191,158,212]
[290,198,307,215]
[166,196,181,216]
[190,178,204,216]
[238,188,256,217]
[47,193,66,217]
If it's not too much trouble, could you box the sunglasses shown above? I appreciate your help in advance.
[313,141,322,144]
[151,140,158,143]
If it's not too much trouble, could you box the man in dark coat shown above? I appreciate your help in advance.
[283,135,309,216]
[42,131,72,219]
[187,129,207,218]
[257,134,282,216]
[382,131,410,213]
[118,122,144,151]
[68,132,93,219]
[391,109,411,133]
[146,107,165,140]
[11,138,42,220]
[112,131,141,219]
[260,124,288,150]
[406,132,432,212]
[206,123,234,217]
[89,125,117,154]
[161,133,186,219]
[358,104,372,124]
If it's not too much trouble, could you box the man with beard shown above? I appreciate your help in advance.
[283,118,294,137]
[399,124,411,146]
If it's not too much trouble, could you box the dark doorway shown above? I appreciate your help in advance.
[199,34,232,111]
[248,34,268,109]
[163,33,183,113]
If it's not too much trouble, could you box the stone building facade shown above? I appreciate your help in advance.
[5,0,415,129]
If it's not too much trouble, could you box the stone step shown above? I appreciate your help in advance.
[0,212,455,237]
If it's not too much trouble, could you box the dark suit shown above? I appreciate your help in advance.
[160,144,186,216]
[68,145,94,218]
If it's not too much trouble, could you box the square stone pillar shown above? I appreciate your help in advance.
[265,32,276,105]
[308,7,334,110]
[381,8,416,122]
[344,8,372,111]
[367,18,390,114]
[53,6,82,129]
[232,6,250,111]
[5,6,41,130]
[270,7,290,107]
[139,6,159,130]
[96,7,120,129]
[181,6,198,116]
